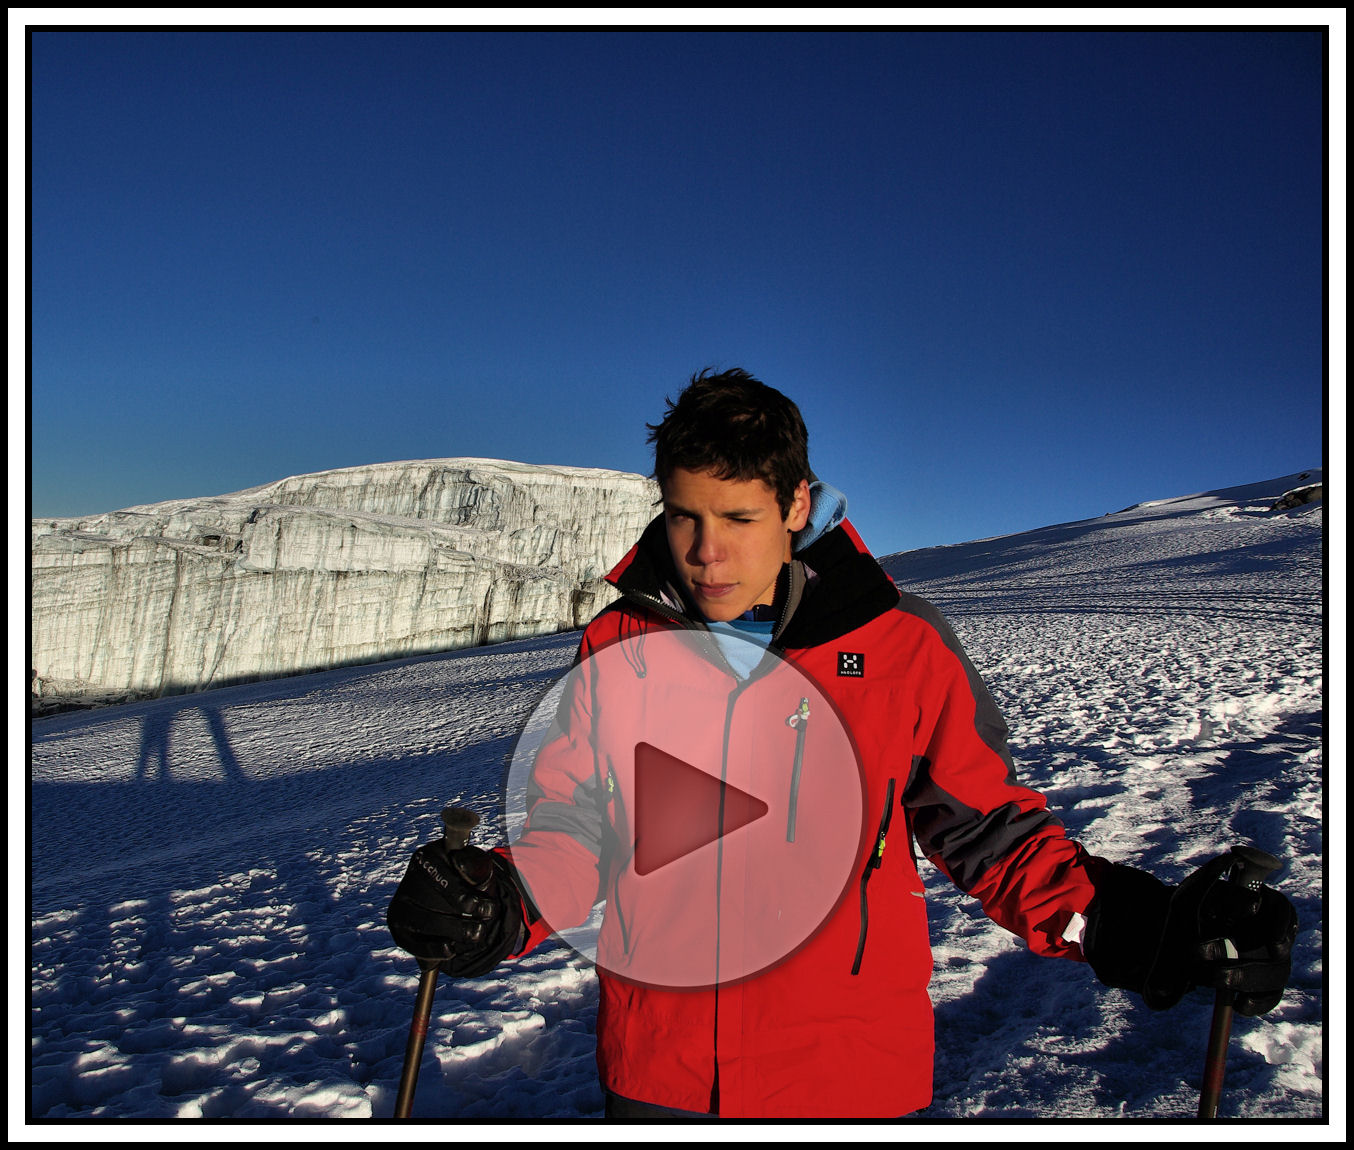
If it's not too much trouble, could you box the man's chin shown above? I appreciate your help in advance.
[701,605,752,623]
[688,585,754,622]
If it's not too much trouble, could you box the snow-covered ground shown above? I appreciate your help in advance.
[24,472,1331,1132]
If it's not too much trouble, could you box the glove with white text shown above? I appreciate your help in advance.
[387,840,525,978]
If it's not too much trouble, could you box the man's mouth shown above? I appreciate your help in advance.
[693,581,737,599]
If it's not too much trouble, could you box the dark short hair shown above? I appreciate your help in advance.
[646,368,810,517]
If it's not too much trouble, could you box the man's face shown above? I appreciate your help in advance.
[661,466,811,622]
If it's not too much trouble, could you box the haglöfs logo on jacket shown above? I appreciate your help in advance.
[838,652,864,677]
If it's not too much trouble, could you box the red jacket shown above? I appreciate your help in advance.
[504,515,1101,1118]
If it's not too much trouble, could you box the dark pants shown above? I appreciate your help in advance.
[604,1090,717,1121]
[603,1088,922,1121]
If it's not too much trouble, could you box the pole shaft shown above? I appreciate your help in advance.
[1198,993,1234,1118]
[393,964,440,1119]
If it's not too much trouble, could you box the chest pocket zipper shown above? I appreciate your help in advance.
[785,697,811,841]
[851,777,896,975]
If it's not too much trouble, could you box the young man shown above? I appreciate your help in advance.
[387,368,1296,1120]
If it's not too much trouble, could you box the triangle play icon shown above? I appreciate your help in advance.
[632,741,769,876]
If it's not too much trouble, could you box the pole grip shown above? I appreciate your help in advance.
[1228,845,1280,891]
[392,806,480,1118]
[441,807,479,851]
[1197,845,1282,1118]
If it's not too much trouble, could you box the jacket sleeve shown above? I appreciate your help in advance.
[898,596,1100,959]
[497,624,612,956]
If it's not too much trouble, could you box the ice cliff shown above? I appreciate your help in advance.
[31,459,659,708]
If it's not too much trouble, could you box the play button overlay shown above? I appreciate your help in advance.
[503,626,867,989]
[633,742,769,875]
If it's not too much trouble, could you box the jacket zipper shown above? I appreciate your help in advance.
[625,576,804,1113]
[711,676,757,1116]
[623,589,694,629]
[603,768,634,957]
[851,777,896,975]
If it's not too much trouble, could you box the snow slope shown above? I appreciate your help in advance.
[25,471,1330,1131]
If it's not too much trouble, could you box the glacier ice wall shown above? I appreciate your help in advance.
[31,459,659,704]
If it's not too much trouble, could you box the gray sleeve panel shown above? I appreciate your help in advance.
[893,596,1063,893]
[893,591,1019,780]
[525,794,605,858]
[525,749,606,858]
[905,769,1061,893]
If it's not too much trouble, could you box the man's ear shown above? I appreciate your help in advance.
[786,479,812,533]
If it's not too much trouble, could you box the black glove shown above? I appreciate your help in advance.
[1084,851,1297,1016]
[387,841,525,978]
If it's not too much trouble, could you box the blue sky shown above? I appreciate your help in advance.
[25,23,1331,555]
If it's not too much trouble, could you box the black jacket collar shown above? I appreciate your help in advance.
[608,513,900,649]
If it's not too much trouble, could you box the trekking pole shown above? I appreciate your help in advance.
[1197,845,1280,1120]
[392,807,480,1120]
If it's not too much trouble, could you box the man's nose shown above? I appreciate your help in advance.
[691,522,725,566]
